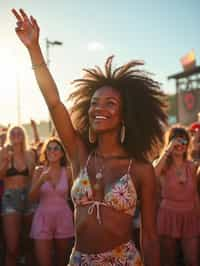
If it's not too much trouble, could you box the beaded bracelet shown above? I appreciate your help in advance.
[32,62,47,70]
[164,149,170,156]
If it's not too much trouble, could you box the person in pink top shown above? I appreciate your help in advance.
[29,137,74,266]
[154,126,200,266]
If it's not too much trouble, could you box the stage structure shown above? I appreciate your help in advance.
[168,66,200,125]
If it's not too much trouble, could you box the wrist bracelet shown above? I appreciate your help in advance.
[164,149,170,156]
[32,62,47,70]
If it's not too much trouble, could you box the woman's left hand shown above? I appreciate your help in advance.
[12,8,39,49]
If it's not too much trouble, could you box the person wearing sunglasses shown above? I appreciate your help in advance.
[29,137,74,266]
[189,122,200,167]
[154,126,200,266]
[0,125,36,266]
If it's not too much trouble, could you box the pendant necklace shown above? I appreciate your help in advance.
[94,151,104,191]
[175,164,186,184]
[175,168,183,177]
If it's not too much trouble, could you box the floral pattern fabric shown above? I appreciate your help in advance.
[71,166,137,216]
[68,240,143,266]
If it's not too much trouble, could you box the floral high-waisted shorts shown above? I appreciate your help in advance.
[68,240,143,266]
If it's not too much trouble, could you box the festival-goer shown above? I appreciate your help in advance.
[154,126,200,266]
[12,8,168,265]
[0,125,36,266]
[29,137,74,266]
[189,121,200,166]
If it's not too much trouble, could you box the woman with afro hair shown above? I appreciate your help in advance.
[12,8,168,266]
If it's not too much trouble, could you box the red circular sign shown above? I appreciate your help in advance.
[183,91,196,111]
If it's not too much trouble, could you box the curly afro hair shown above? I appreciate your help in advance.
[68,56,168,161]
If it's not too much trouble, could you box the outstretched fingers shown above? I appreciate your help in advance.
[19,8,30,22]
[12,8,40,47]
[12,8,32,26]
[12,8,22,22]
[30,16,40,32]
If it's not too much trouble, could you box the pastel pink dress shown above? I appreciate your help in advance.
[30,167,74,239]
[157,161,199,238]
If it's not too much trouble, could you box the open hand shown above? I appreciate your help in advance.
[40,167,52,183]
[165,138,180,155]
[12,8,39,48]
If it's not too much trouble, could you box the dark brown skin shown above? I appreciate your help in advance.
[12,8,160,265]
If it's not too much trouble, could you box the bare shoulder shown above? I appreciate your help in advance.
[69,133,91,178]
[130,160,155,196]
[76,134,89,163]
[132,160,155,184]
[187,159,197,169]
[186,160,198,177]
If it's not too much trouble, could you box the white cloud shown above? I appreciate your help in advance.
[87,41,104,51]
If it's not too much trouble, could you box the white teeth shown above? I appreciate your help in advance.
[95,115,107,120]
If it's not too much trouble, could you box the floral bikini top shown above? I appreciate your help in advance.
[71,154,137,224]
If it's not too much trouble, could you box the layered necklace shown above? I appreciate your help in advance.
[93,151,129,191]
[93,151,105,191]
[174,163,187,184]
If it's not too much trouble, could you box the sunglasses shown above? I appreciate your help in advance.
[176,138,188,145]
[46,145,62,152]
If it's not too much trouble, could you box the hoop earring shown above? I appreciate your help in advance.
[120,124,126,144]
[89,127,96,144]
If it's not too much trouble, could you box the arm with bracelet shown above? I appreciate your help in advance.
[12,9,86,170]
[30,119,40,145]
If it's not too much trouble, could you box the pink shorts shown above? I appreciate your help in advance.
[157,206,200,239]
[30,205,74,239]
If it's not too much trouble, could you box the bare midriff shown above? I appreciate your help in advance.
[4,175,29,190]
[74,204,133,253]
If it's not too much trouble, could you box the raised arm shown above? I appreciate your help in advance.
[12,9,86,164]
[30,119,40,144]
[29,166,48,202]
[153,139,177,177]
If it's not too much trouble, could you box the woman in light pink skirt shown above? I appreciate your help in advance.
[29,137,74,266]
[154,126,200,266]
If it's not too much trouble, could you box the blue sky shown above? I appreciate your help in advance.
[0,0,199,125]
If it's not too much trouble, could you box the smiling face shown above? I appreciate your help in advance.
[172,136,189,157]
[88,86,123,134]
[9,127,25,146]
[46,141,64,164]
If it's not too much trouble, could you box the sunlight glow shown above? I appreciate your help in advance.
[0,48,19,125]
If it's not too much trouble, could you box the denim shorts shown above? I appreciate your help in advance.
[1,187,37,215]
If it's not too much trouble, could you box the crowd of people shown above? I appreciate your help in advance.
[0,8,199,266]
